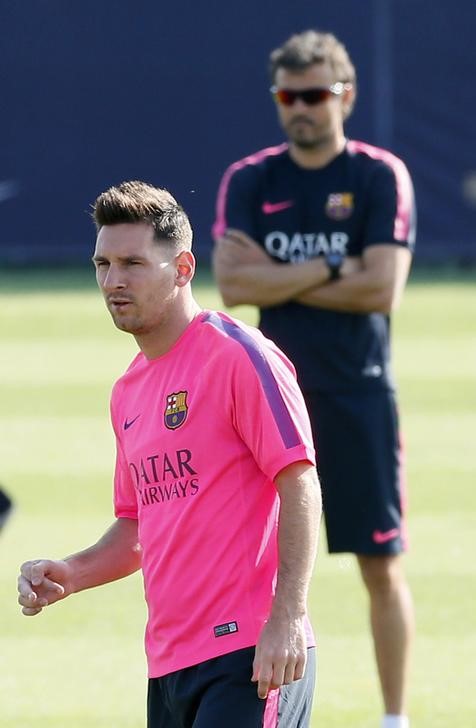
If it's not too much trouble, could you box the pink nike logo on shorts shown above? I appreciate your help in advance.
[262,200,294,214]
[373,528,400,544]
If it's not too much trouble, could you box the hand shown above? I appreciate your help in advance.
[17,559,74,616]
[252,615,307,699]
[214,229,272,267]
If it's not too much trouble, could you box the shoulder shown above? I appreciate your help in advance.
[111,352,146,401]
[219,143,289,185]
[346,139,413,186]
[199,310,296,378]
[199,309,270,356]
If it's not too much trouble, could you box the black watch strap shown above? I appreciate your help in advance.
[325,252,343,281]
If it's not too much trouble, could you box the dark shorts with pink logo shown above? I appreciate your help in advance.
[304,389,407,555]
[147,646,316,728]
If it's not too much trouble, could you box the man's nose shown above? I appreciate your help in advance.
[102,265,125,290]
[291,97,311,112]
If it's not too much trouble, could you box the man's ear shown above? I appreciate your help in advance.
[175,250,196,287]
[342,84,355,120]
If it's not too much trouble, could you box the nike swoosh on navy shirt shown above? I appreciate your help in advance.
[261,200,294,214]
[124,414,141,430]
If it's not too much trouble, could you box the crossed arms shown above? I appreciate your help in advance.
[213,229,412,314]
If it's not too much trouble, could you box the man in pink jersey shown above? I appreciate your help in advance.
[213,30,415,728]
[17,180,321,727]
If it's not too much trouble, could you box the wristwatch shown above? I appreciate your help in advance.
[324,251,344,281]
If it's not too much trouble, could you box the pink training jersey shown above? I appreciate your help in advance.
[111,310,316,678]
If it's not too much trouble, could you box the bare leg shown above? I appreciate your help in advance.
[357,554,414,715]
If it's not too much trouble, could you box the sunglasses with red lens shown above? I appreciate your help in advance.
[270,82,350,106]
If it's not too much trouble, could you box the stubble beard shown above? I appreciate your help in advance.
[290,128,334,151]
[107,304,145,335]
[110,306,170,338]
[285,117,334,151]
[111,313,140,334]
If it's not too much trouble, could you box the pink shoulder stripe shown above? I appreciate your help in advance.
[347,139,414,242]
[212,143,288,240]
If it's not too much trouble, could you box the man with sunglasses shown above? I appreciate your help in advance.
[213,29,415,728]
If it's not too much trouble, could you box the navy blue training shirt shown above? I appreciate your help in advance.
[213,140,416,393]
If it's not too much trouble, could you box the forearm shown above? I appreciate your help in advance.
[215,258,330,308]
[295,245,412,313]
[272,464,321,619]
[65,517,141,594]
[296,269,391,313]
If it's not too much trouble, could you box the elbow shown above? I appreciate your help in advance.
[212,262,243,307]
[221,289,241,308]
[375,297,393,315]
[215,280,246,308]
[213,269,257,307]
[362,287,394,314]
[370,270,408,313]
[378,286,403,314]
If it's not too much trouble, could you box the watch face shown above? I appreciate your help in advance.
[325,252,343,280]
[326,252,343,268]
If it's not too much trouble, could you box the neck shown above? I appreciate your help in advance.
[289,132,346,169]
[136,294,201,359]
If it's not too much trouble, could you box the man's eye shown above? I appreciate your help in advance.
[96,261,109,267]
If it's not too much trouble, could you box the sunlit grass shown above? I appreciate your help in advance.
[1,267,475,726]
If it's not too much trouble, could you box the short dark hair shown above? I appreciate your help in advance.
[92,180,193,250]
[269,30,357,113]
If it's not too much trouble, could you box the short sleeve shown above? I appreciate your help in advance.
[229,335,316,481]
[110,383,138,519]
[213,163,260,240]
[113,436,138,519]
[363,160,416,251]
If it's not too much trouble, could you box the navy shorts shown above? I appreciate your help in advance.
[147,646,316,728]
[304,389,407,555]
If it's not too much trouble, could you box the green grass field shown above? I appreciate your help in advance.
[1,267,475,726]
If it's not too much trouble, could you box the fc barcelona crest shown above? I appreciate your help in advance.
[165,391,188,430]
[325,192,354,220]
